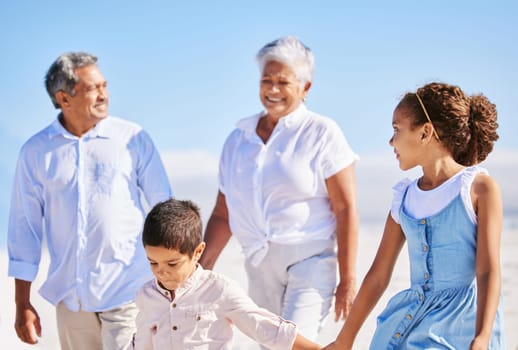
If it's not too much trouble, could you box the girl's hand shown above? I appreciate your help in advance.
[321,342,336,350]
[470,336,489,350]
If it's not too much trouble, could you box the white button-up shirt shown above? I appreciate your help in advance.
[133,265,297,350]
[8,116,172,311]
[219,104,358,265]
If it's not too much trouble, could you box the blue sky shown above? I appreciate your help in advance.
[1,1,517,247]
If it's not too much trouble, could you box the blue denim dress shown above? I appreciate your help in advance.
[369,189,506,349]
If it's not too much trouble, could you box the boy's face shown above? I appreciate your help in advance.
[145,242,205,291]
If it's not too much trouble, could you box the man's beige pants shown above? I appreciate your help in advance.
[56,301,138,350]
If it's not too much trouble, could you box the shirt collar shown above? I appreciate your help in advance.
[154,278,174,300]
[47,114,111,139]
[279,103,307,127]
[153,264,204,299]
[236,103,308,138]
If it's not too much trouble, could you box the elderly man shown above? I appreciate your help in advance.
[8,52,172,350]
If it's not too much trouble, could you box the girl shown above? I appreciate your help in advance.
[324,82,505,349]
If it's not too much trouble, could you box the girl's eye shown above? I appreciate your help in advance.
[149,262,158,266]
[168,263,177,267]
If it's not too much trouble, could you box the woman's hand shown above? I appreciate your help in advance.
[334,279,356,321]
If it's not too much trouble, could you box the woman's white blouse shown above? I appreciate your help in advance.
[219,104,358,266]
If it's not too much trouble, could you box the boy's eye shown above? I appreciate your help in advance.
[168,263,178,267]
[149,262,158,266]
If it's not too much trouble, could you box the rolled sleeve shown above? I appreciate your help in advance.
[267,318,298,350]
[8,260,39,282]
[223,279,298,349]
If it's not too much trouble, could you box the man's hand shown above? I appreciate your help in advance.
[15,302,41,344]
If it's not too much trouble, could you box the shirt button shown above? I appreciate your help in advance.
[420,219,426,224]
[406,314,412,320]
[172,303,177,308]
[424,273,429,279]
[423,245,428,252]
[172,326,178,331]
[394,332,401,338]
[196,315,201,321]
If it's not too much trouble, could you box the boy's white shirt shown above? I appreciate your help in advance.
[133,264,297,350]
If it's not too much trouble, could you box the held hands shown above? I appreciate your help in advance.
[322,341,351,350]
[334,279,356,321]
[321,342,337,350]
[15,302,41,344]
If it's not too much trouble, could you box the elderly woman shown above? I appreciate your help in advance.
[200,36,359,341]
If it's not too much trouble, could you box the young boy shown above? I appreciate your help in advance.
[132,198,321,350]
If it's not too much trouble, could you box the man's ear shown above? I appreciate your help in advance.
[55,91,69,108]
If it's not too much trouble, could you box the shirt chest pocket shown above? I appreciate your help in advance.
[230,143,262,193]
[172,304,218,340]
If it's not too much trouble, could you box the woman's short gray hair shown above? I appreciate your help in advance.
[45,52,98,108]
[256,36,315,85]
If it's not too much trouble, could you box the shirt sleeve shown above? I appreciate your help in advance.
[320,119,359,179]
[217,129,239,196]
[460,165,488,224]
[390,178,412,224]
[221,279,297,350]
[8,146,44,281]
[133,129,173,208]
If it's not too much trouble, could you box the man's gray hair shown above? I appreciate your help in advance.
[256,36,315,85]
[45,52,98,108]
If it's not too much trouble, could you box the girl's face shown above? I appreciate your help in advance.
[389,107,426,170]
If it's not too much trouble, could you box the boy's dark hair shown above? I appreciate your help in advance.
[142,198,203,257]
